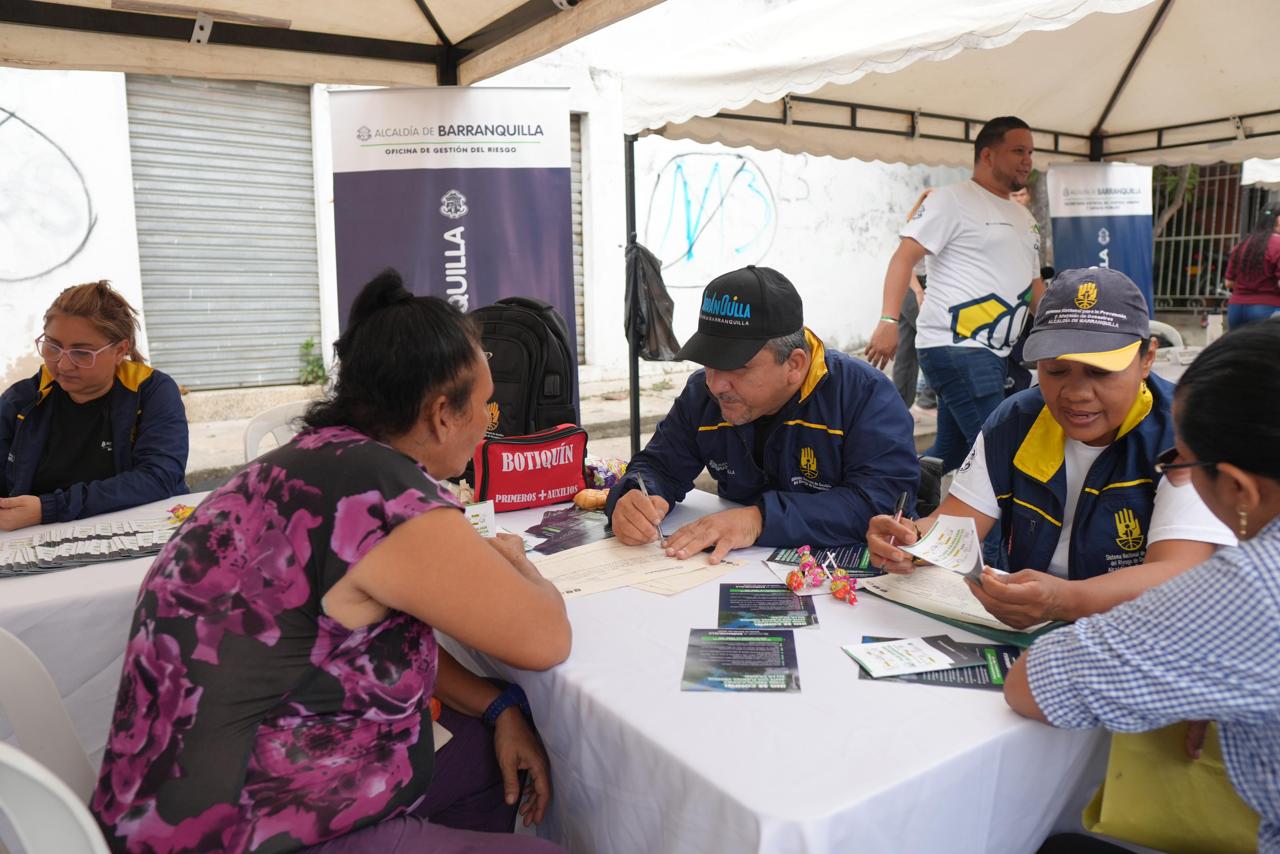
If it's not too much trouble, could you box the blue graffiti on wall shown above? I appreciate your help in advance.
[644,152,777,272]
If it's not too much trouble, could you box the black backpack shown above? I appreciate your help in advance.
[470,296,579,437]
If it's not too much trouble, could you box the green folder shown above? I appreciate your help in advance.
[861,588,1067,648]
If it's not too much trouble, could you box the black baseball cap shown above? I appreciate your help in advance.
[675,266,804,370]
[1022,267,1151,371]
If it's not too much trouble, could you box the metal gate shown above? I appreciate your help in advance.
[127,75,321,389]
[1151,163,1244,312]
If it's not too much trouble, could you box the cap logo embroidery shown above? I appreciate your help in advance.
[486,401,501,432]
[701,293,752,320]
[1075,282,1098,310]
[799,447,818,480]
[1114,508,1145,552]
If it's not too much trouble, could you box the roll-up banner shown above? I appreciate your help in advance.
[1047,163,1154,315]
[328,87,575,348]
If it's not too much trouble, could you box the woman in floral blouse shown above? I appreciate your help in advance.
[93,270,571,854]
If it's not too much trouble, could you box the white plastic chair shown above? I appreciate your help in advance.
[0,742,109,854]
[1148,319,1185,349]
[0,628,96,802]
[243,399,311,462]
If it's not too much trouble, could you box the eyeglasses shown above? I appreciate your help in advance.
[34,335,118,369]
[1153,447,1217,485]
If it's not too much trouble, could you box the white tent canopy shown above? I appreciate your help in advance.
[1243,159,1280,190]
[621,0,1280,167]
[0,0,662,87]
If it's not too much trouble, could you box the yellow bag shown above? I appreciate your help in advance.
[1083,723,1260,854]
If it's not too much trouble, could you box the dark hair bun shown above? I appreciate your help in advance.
[347,268,413,329]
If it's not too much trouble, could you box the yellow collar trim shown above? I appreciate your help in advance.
[798,328,827,403]
[1013,406,1066,483]
[1012,381,1154,484]
[115,360,153,392]
[37,365,56,403]
[1114,380,1153,440]
[36,360,153,399]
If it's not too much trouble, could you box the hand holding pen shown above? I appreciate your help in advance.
[611,477,671,546]
[637,479,668,542]
[867,490,919,575]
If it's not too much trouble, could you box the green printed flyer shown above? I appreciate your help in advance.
[855,635,1021,691]
[681,629,800,692]
[718,583,818,629]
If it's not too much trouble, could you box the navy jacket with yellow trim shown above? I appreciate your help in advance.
[0,362,189,523]
[606,331,919,546]
[981,372,1175,580]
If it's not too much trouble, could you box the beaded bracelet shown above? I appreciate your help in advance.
[482,681,531,728]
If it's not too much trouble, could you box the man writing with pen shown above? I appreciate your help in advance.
[606,265,919,563]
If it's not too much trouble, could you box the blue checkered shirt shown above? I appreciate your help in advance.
[1026,517,1280,853]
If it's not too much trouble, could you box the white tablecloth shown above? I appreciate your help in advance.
[444,491,1108,854]
[0,493,208,766]
[0,490,1106,853]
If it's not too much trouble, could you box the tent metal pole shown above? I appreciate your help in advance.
[1089,0,1174,157]
[625,133,641,457]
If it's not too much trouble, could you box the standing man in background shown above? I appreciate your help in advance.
[865,116,1043,473]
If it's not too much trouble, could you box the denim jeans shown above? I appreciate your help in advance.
[918,345,1008,473]
[1227,302,1280,329]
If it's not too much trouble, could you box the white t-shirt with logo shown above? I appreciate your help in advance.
[902,180,1041,357]
[949,433,1236,578]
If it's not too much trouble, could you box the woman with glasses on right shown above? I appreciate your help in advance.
[1006,319,1280,853]
[0,281,188,531]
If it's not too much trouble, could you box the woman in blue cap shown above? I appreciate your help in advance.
[866,267,1235,628]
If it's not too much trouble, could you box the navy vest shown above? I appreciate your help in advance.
[981,374,1175,580]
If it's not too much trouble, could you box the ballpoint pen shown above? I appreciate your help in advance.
[886,491,910,549]
[636,478,667,541]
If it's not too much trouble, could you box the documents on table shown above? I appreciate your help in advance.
[531,537,740,600]
[855,636,1021,690]
[681,628,800,692]
[632,561,739,596]
[843,634,986,678]
[718,583,817,629]
[526,506,611,556]
[898,514,985,582]
[766,544,881,578]
[463,500,498,538]
[859,563,1049,633]
[0,517,178,577]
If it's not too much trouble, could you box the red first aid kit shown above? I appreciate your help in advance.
[472,424,588,512]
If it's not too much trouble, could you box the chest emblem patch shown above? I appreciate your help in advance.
[800,447,818,480]
[1114,508,1145,552]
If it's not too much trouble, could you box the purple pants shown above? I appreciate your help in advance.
[299,707,564,854]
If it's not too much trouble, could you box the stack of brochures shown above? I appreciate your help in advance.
[0,519,177,577]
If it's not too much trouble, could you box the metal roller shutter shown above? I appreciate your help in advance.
[126,75,321,389]
[570,113,585,364]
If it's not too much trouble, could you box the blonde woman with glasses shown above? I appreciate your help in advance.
[0,281,188,531]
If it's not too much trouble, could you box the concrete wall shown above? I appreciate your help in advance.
[0,69,145,389]
[490,54,968,379]
[634,137,969,355]
[1,24,973,391]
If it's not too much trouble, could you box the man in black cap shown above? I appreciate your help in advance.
[606,265,919,562]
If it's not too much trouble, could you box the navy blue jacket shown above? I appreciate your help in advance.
[981,373,1175,580]
[606,331,919,546]
[1,362,189,523]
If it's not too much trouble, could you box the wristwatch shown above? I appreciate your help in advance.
[481,681,532,728]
